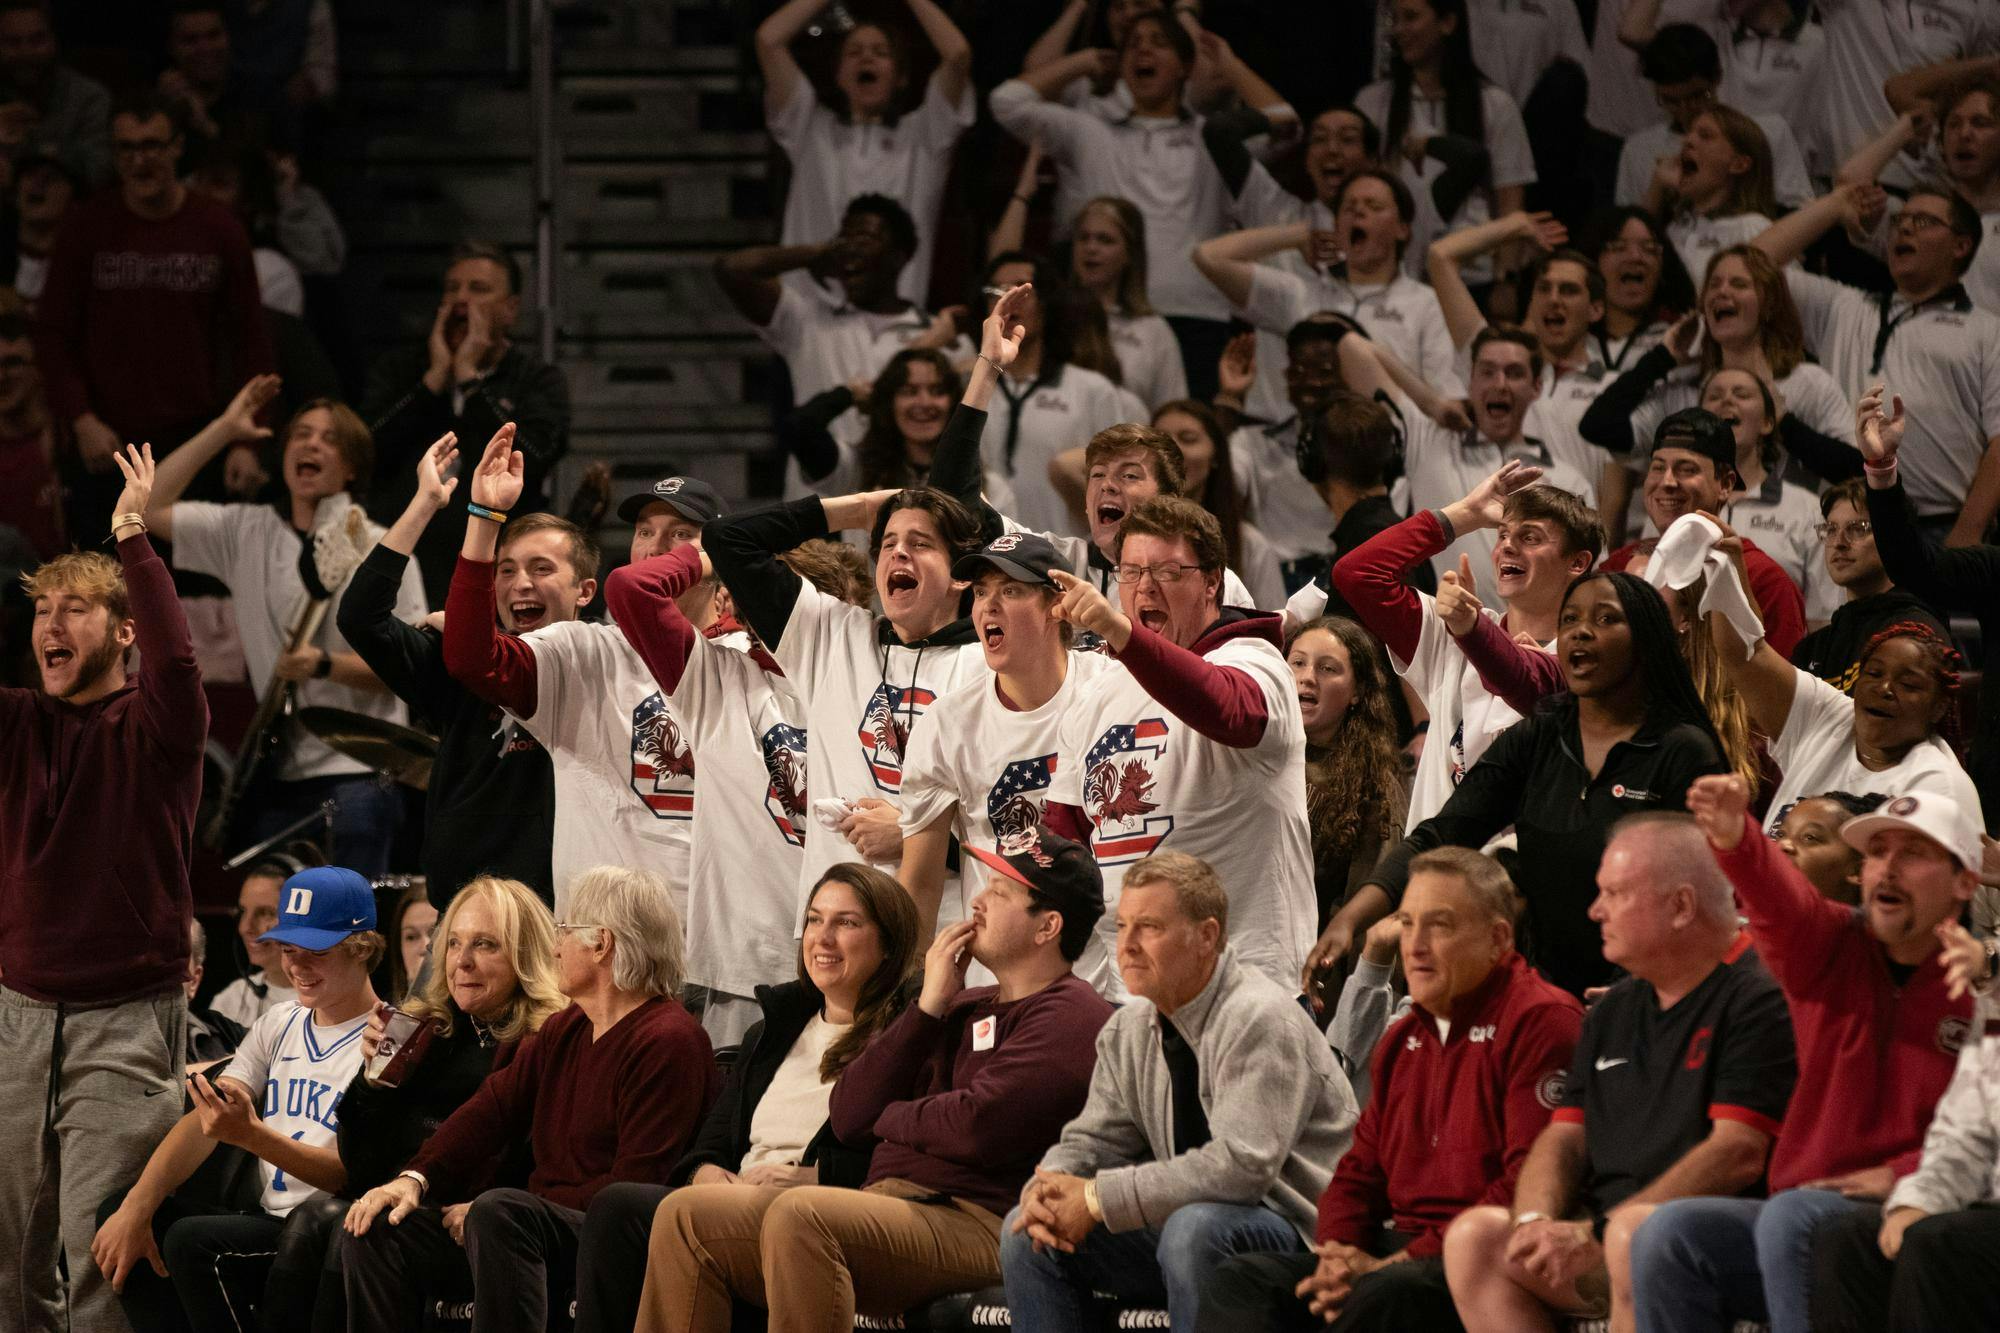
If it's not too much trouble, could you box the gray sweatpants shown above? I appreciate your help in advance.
[0,985,186,1333]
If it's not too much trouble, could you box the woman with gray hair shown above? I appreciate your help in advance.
[339,866,714,1333]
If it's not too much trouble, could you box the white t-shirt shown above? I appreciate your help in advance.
[1051,632,1315,997]
[1616,115,1814,213]
[769,72,975,305]
[518,619,698,917]
[170,494,425,781]
[1666,210,1772,289]
[222,1000,368,1215]
[982,363,1137,539]
[899,653,1115,918]
[740,1013,847,1173]
[209,971,296,1029]
[772,581,988,917]
[1352,80,1538,285]
[1785,270,2000,517]
[1765,668,1982,834]
[1816,0,2000,190]
[990,80,1238,320]
[665,631,811,999]
[1108,310,1189,411]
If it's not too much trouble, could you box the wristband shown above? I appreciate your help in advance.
[1862,456,1898,474]
[1511,1211,1550,1230]
[396,1169,429,1199]
[112,513,147,534]
[467,501,510,524]
[1083,1178,1104,1223]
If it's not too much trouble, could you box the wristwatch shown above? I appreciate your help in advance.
[1083,1179,1104,1223]
[396,1169,428,1199]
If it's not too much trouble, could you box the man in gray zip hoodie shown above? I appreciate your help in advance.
[999,850,1358,1332]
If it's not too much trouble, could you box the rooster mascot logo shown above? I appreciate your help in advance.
[631,692,695,819]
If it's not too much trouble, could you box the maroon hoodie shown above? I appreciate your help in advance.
[0,534,207,1002]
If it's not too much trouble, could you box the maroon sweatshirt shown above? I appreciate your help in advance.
[35,190,272,437]
[1317,952,1581,1257]
[0,534,207,1002]
[409,997,714,1211]
[828,973,1113,1218]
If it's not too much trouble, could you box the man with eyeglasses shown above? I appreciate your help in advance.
[1753,181,2000,543]
[1790,476,1948,693]
[33,88,271,541]
[1041,493,1315,997]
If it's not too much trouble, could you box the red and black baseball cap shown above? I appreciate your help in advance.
[965,823,1104,931]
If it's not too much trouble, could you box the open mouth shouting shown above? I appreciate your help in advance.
[1565,646,1597,681]
[1612,260,1651,299]
[1477,392,1516,433]
[883,568,920,602]
[509,598,549,632]
[1678,150,1699,181]
[1494,555,1529,593]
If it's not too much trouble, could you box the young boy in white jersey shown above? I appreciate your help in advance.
[443,424,719,917]
[93,867,381,1332]
[898,531,1112,938]
[604,536,867,1046]
[1044,494,1316,997]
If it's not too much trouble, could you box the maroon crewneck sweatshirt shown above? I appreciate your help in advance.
[0,534,207,1002]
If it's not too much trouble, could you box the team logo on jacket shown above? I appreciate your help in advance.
[1939,1015,1970,1055]
[1082,718,1175,863]
[987,753,1058,840]
[857,683,936,792]
[761,722,809,847]
[631,692,695,820]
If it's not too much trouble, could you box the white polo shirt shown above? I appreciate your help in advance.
[1615,115,1814,212]
[1229,416,1346,567]
[1816,0,2000,190]
[1526,356,1615,496]
[1785,270,2000,517]
[1463,0,1592,115]
[1666,210,1772,288]
[1241,263,1463,404]
[1051,630,1315,997]
[170,494,425,783]
[1586,0,1717,136]
[1109,310,1189,411]
[1964,210,2000,313]
[981,362,1135,539]
[1718,20,1827,134]
[1725,472,1838,622]
[769,72,975,305]
[992,80,1242,320]
[760,286,944,406]
[1353,80,1538,285]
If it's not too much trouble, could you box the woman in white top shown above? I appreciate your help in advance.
[1584,205,1695,372]
[1152,397,1287,610]
[1699,366,1838,617]
[1712,592,1979,835]
[1648,104,1778,284]
[756,0,974,305]
[1355,0,1537,287]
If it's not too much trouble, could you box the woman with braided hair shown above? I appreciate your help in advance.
[1709,605,1980,836]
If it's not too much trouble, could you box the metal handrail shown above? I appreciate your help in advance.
[526,0,559,364]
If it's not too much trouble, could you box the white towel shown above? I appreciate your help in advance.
[1640,513,1766,660]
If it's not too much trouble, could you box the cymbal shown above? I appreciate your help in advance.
[297,707,438,791]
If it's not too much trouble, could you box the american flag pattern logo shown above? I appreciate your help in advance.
[857,682,937,792]
[761,722,809,847]
[631,692,695,820]
[987,753,1058,842]
[1082,718,1175,863]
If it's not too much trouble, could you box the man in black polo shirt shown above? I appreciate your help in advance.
[1441,813,1796,1331]
[336,432,595,910]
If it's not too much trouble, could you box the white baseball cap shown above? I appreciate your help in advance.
[1839,792,1982,872]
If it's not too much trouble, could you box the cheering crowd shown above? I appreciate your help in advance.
[13,0,2000,1331]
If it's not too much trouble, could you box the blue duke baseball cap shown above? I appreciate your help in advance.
[259,867,378,950]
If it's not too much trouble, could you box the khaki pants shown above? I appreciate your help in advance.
[634,1179,1002,1333]
[0,985,185,1333]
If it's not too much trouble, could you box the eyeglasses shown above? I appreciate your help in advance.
[554,921,604,938]
[1813,520,1873,543]
[1891,211,1952,234]
[1113,561,1202,585]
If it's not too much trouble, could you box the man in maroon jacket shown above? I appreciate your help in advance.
[34,89,271,539]
[0,443,208,1333]
[1201,847,1583,1330]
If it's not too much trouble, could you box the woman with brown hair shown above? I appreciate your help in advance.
[570,863,921,1333]
[778,347,964,498]
[1650,104,1779,282]
[1290,616,1409,1010]
[1151,397,1286,608]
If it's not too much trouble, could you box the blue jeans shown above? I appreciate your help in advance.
[248,773,404,878]
[1000,1198,1303,1333]
[1631,1189,1870,1333]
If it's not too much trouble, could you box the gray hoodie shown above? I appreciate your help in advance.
[1036,946,1358,1240]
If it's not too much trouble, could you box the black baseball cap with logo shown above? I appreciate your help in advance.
[965,823,1105,932]
[1651,407,1738,479]
[951,531,1065,588]
[616,476,725,525]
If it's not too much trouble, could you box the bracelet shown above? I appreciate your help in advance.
[467,501,510,524]
[111,513,147,534]
[1083,1178,1104,1223]
[1862,456,1898,474]
[977,353,1001,372]
[1511,1211,1550,1230]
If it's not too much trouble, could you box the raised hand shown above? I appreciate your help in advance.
[1216,331,1256,400]
[219,374,282,444]
[1857,384,1906,464]
[983,284,1034,370]
[1447,459,1544,532]
[1516,210,1568,252]
[469,423,524,511]
[111,443,156,523]
[1435,553,1484,637]
[1665,311,1703,365]
[223,445,269,499]
[1935,919,1989,1001]
[1685,773,1752,851]
[1050,567,1131,649]
[415,433,461,510]
[917,919,977,1018]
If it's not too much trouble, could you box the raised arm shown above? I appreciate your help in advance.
[143,374,281,538]
[1577,335,1688,457]
[996,50,1113,116]
[1751,187,1857,269]
[903,0,972,104]
[441,424,539,716]
[1023,0,1089,72]
[714,241,831,330]
[1427,212,1567,350]
[1861,387,2000,603]
[1885,53,2000,114]
[335,434,459,711]
[1196,29,1293,118]
[1706,596,1802,738]
[1616,0,1664,52]
[602,544,707,697]
[110,448,209,758]
[1836,109,1925,188]
[987,141,1045,261]
[754,0,822,119]
[1191,221,1309,312]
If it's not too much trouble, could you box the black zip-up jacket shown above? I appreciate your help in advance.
[362,343,572,606]
[1790,587,1947,691]
[1867,475,2000,832]
[335,544,558,908]
[1365,700,1728,997]
[668,980,875,1188]
[336,1005,523,1195]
